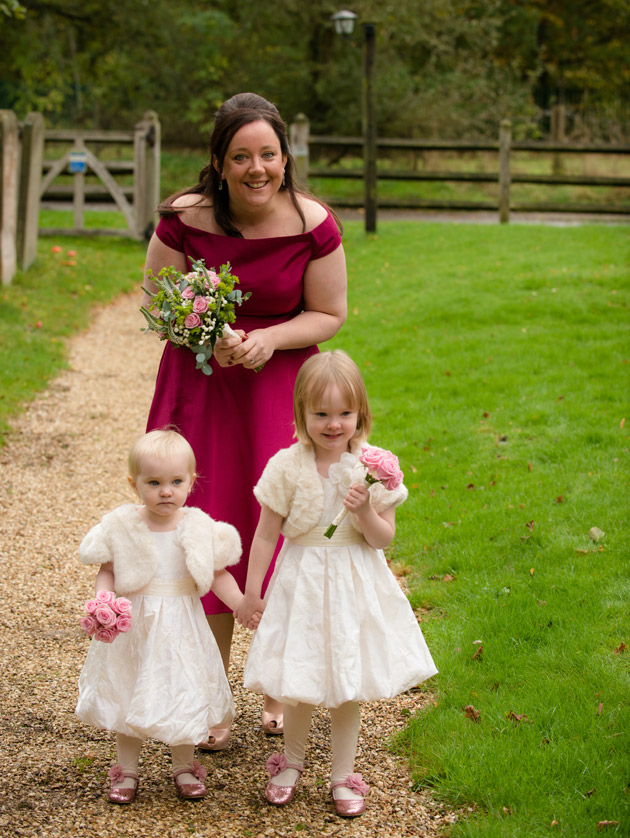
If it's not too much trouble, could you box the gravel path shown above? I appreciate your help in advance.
[0,292,456,837]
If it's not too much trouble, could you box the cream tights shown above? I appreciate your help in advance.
[269,701,362,798]
[114,734,198,787]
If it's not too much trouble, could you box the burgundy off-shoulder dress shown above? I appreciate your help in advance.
[146,211,342,614]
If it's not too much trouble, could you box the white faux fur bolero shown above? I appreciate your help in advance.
[254,441,408,539]
[79,504,241,596]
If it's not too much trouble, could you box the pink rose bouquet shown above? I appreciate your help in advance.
[324,444,404,538]
[80,592,133,643]
[140,257,252,376]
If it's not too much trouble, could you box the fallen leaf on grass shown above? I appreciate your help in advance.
[621,418,626,429]
[589,526,605,542]
[462,705,481,722]
[502,806,513,815]
[597,822,620,831]
[471,644,483,661]
[555,495,564,503]
[443,574,456,582]
[597,702,603,716]
[530,568,535,576]
[506,710,533,726]
[525,520,535,531]
[614,642,626,654]
[551,820,559,827]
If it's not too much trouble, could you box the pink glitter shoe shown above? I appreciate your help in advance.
[330,774,370,818]
[107,765,139,805]
[264,753,303,806]
[173,761,207,800]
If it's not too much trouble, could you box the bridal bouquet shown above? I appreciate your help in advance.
[80,590,132,643]
[140,257,251,375]
[324,445,404,538]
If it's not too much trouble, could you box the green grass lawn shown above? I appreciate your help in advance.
[0,233,146,444]
[2,220,629,835]
[323,221,629,836]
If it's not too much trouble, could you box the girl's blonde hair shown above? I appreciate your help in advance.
[128,428,196,478]
[293,350,371,445]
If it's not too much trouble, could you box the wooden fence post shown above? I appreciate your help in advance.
[362,22,378,233]
[551,103,566,175]
[16,112,44,271]
[0,110,19,286]
[499,118,511,224]
[134,111,161,240]
[290,113,309,189]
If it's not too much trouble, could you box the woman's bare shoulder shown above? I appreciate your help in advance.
[296,195,329,232]
[170,192,215,231]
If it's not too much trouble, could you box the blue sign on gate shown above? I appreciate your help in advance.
[69,151,87,173]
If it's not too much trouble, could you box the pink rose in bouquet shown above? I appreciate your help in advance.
[192,296,209,314]
[94,627,117,644]
[205,271,220,289]
[115,615,133,633]
[111,596,132,615]
[94,604,118,628]
[84,599,98,616]
[359,445,404,491]
[181,286,195,299]
[79,615,99,635]
[184,312,202,329]
[95,590,115,605]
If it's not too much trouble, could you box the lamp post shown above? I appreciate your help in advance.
[331,10,377,233]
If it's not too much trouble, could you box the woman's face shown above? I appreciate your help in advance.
[217,119,287,211]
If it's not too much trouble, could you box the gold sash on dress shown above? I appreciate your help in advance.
[289,526,365,547]
[137,578,198,597]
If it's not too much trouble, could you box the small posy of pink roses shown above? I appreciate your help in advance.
[359,444,404,490]
[80,590,132,643]
[324,444,404,538]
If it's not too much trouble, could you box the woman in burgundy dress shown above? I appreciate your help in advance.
[143,93,347,750]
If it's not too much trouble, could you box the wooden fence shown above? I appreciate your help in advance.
[0,110,160,285]
[291,115,630,223]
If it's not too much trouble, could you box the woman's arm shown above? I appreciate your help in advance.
[95,561,115,594]
[228,244,348,368]
[233,505,283,626]
[343,485,397,550]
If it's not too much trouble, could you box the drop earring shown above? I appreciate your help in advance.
[218,177,223,191]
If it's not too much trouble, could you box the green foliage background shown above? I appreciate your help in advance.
[1,0,629,143]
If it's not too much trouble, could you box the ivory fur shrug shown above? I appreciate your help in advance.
[79,504,241,596]
[253,441,408,538]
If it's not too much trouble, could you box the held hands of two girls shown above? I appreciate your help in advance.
[234,594,266,630]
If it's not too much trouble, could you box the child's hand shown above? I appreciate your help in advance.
[234,594,265,629]
[343,482,371,514]
[248,609,264,630]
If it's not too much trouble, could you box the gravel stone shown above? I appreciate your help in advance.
[0,292,456,837]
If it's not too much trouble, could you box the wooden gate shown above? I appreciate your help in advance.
[39,110,160,241]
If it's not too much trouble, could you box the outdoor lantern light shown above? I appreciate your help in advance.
[331,9,377,232]
[331,9,357,35]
